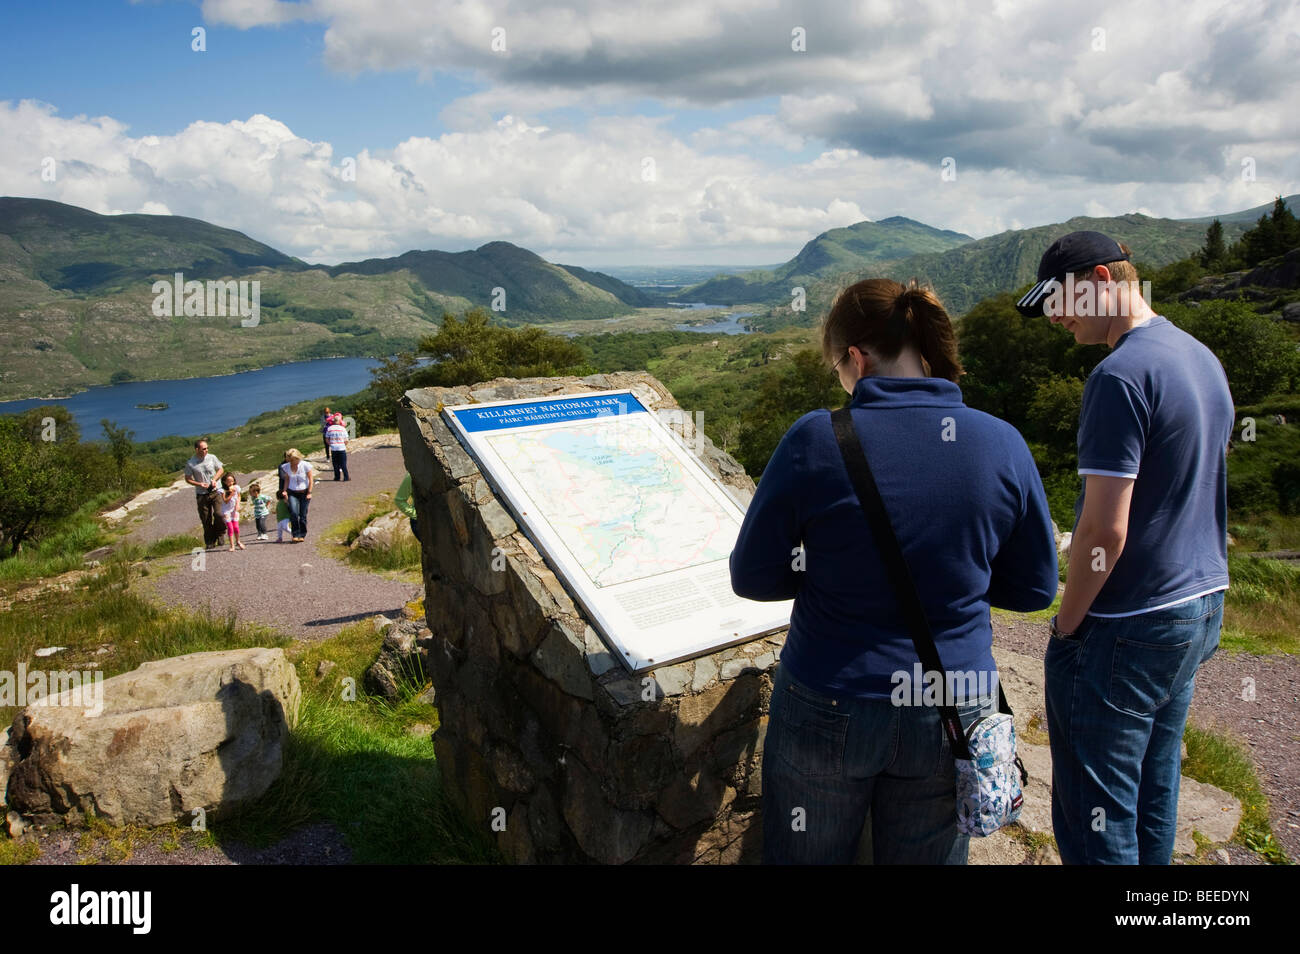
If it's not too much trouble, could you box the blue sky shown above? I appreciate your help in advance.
[1,0,1296,266]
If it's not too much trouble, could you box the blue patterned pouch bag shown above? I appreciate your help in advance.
[954,711,1027,837]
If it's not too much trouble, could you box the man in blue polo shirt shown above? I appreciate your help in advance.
[1017,232,1235,864]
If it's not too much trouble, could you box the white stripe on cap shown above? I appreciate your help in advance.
[1017,278,1054,310]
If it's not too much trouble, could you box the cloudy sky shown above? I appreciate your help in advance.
[1,0,1297,266]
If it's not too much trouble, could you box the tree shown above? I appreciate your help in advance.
[14,405,80,445]
[1166,300,1298,404]
[411,308,586,388]
[101,418,135,488]
[1198,219,1228,271]
[0,415,84,555]
[1229,196,1300,267]
[735,349,842,477]
[353,352,421,431]
[1026,375,1084,454]
[957,292,1104,429]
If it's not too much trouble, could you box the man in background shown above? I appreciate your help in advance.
[1017,231,1234,864]
[184,438,226,549]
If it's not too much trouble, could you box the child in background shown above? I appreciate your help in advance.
[249,481,273,540]
[221,473,246,551]
[276,496,292,543]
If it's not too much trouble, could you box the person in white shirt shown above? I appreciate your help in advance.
[277,448,315,543]
[326,413,350,481]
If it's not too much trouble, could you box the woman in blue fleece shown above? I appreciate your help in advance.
[730,278,1058,864]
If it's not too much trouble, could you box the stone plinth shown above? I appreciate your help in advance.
[397,372,784,864]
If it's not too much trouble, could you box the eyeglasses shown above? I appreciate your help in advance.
[833,343,865,373]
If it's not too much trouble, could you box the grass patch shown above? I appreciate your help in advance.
[992,591,1062,625]
[1021,712,1050,747]
[1182,723,1289,864]
[0,838,40,865]
[324,494,421,576]
[2,596,491,865]
[0,557,289,728]
[1004,823,1057,856]
[212,620,494,864]
[0,492,121,586]
[1220,555,1300,655]
[347,536,421,574]
[71,816,217,864]
[142,533,203,560]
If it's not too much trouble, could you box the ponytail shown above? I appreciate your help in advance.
[897,285,962,382]
[821,278,962,383]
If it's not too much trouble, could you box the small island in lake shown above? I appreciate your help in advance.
[135,402,169,411]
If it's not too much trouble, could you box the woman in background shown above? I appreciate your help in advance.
[730,278,1058,864]
[277,448,315,543]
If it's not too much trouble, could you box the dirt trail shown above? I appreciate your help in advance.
[124,436,422,641]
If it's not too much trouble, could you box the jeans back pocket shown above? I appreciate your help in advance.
[1108,636,1193,716]
[773,680,850,778]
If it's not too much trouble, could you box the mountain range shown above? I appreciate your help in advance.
[0,194,1293,399]
[685,197,1299,317]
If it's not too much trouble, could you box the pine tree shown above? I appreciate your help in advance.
[1199,219,1227,270]
[1230,197,1300,267]
[1269,196,1300,254]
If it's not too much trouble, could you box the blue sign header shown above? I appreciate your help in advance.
[449,392,648,433]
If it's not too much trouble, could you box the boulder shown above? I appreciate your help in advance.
[5,648,300,827]
[364,618,430,702]
[1174,777,1242,854]
[1282,301,1300,323]
[353,510,416,552]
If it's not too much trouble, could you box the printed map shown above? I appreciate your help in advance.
[485,418,739,587]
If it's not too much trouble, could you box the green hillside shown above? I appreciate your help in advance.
[1179,194,1300,226]
[0,197,309,294]
[747,207,1278,330]
[0,199,653,398]
[328,241,651,321]
[682,216,973,304]
[881,212,1263,316]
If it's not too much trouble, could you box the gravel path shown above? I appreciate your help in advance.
[993,610,1300,862]
[126,437,422,642]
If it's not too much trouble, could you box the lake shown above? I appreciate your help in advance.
[670,305,755,335]
[0,357,382,442]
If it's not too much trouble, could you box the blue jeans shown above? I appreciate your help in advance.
[332,449,349,480]
[1045,590,1223,864]
[286,490,310,539]
[761,663,997,864]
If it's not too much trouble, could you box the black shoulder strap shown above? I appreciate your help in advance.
[829,406,1014,758]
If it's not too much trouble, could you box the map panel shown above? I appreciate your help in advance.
[443,390,791,672]
[484,420,739,587]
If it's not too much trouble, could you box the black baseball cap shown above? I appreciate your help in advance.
[1015,230,1130,317]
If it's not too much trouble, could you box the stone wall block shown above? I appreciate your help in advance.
[398,373,788,864]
